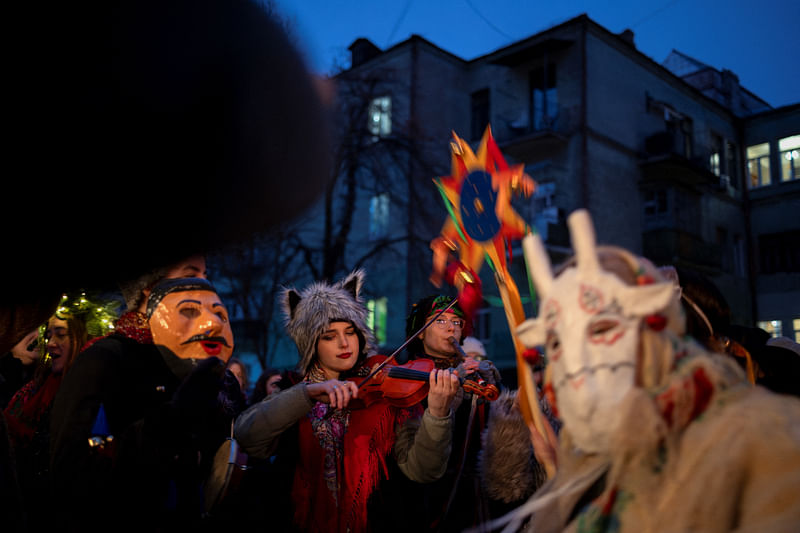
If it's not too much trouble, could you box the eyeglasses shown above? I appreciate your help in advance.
[433,318,464,330]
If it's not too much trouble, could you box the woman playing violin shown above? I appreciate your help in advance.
[234,270,459,533]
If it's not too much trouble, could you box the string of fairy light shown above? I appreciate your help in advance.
[37,292,120,363]
[55,292,118,336]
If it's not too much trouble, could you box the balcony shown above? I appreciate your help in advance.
[642,228,722,271]
[498,108,571,161]
[640,131,716,189]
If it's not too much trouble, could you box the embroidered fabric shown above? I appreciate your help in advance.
[80,311,153,352]
[306,360,327,384]
[113,311,153,344]
[308,402,350,503]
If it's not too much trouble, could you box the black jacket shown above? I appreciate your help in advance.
[50,335,242,531]
[0,353,35,409]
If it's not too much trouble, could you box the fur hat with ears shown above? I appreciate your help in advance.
[281,269,376,376]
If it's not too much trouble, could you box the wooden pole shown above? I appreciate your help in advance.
[494,269,556,478]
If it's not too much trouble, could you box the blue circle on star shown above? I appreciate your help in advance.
[460,170,500,242]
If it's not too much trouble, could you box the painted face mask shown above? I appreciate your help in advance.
[516,210,674,453]
[147,278,234,362]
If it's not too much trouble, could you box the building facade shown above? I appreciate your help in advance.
[240,14,799,374]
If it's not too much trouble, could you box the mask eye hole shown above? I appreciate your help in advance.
[546,331,562,360]
[589,319,618,336]
[588,318,625,345]
[179,307,201,319]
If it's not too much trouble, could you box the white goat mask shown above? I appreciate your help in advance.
[517,210,674,453]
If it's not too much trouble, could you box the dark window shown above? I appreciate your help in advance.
[733,234,746,277]
[717,227,730,272]
[681,118,694,159]
[529,63,558,130]
[369,193,389,240]
[643,189,668,216]
[473,307,491,343]
[759,231,800,274]
[726,140,738,189]
[470,88,490,141]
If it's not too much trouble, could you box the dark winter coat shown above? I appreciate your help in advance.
[50,335,243,531]
[0,352,35,409]
[392,352,500,532]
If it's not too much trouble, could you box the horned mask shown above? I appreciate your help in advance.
[516,210,675,453]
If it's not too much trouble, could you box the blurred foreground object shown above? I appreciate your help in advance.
[488,210,800,533]
[2,0,332,352]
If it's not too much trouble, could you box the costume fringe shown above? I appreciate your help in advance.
[345,403,398,532]
[467,460,610,533]
[470,340,748,533]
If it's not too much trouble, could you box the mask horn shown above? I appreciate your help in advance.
[569,209,599,275]
[522,233,553,297]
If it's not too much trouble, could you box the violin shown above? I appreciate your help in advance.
[347,354,500,410]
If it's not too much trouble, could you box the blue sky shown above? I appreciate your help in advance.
[273,0,799,108]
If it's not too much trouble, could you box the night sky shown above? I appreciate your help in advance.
[274,0,799,109]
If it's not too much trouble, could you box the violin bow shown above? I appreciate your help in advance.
[356,297,459,389]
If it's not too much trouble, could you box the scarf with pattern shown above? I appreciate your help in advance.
[81,311,152,352]
[292,360,421,532]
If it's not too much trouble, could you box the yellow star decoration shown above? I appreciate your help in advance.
[431,127,554,478]
[430,126,535,287]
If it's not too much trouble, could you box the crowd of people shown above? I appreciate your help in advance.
[0,259,518,531]
[2,1,799,532]
[3,237,798,532]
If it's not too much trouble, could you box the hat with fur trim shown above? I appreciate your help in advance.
[281,269,375,376]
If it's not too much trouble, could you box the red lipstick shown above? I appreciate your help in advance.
[201,341,222,356]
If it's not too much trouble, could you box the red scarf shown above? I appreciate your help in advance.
[292,400,421,532]
[81,311,152,351]
[4,372,63,448]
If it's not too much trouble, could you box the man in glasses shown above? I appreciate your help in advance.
[406,295,468,369]
[399,294,500,532]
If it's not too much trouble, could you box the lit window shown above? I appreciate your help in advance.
[746,143,771,188]
[794,318,800,343]
[778,135,800,182]
[709,152,720,176]
[709,133,722,176]
[757,320,782,338]
[366,297,388,345]
[368,194,389,240]
[368,96,391,139]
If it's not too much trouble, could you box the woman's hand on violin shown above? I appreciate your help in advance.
[427,369,460,417]
[307,380,359,410]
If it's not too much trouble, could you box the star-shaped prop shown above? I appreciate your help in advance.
[431,126,556,477]
[430,126,535,315]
